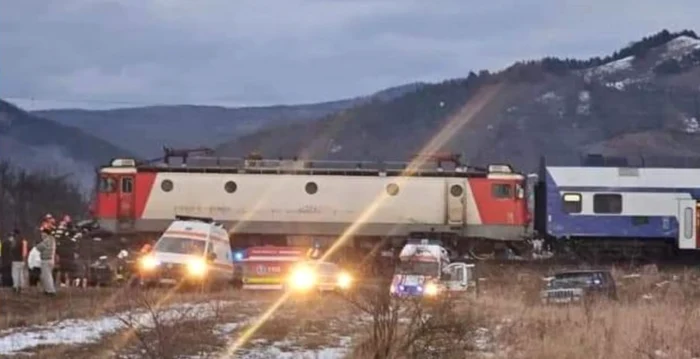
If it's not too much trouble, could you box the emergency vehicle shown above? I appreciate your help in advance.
[390,239,474,297]
[286,259,353,293]
[240,246,307,290]
[137,215,234,287]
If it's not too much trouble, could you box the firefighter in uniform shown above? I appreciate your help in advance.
[307,240,322,260]
[54,215,78,287]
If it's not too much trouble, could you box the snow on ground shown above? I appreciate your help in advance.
[0,301,233,356]
[186,317,353,359]
[233,337,352,359]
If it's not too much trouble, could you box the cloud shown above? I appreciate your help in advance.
[1,0,699,109]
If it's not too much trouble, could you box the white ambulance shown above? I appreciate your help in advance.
[137,215,234,288]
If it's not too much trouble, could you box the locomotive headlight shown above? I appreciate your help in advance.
[289,266,316,291]
[424,282,439,296]
[337,272,353,289]
[187,258,208,277]
[140,255,160,271]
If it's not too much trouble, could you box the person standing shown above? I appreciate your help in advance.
[0,233,12,287]
[54,215,76,287]
[35,223,57,296]
[8,229,27,293]
[27,244,41,288]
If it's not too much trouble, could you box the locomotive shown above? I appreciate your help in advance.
[91,149,700,262]
[91,149,531,261]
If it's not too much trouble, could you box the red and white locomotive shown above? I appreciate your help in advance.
[91,150,531,259]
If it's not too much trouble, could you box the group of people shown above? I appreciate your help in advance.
[0,214,84,296]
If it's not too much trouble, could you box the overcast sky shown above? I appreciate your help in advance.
[2,0,699,111]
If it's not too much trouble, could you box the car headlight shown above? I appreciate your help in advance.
[337,272,352,289]
[289,267,316,290]
[140,255,160,271]
[424,282,439,296]
[187,259,207,277]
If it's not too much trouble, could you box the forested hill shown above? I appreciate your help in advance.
[34,83,424,158]
[217,29,700,172]
[0,99,133,190]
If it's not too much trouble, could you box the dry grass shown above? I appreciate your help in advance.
[0,286,263,332]
[440,264,700,359]
[5,264,700,359]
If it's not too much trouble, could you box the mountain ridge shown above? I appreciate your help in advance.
[215,29,700,171]
[0,99,135,190]
[34,82,424,158]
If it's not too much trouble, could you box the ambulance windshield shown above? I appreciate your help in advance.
[396,261,439,277]
[154,237,206,255]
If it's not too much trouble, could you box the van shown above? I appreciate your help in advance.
[137,215,233,288]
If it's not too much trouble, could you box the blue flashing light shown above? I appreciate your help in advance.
[233,251,244,262]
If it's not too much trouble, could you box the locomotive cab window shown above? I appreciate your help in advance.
[99,176,116,193]
[562,193,582,213]
[593,194,622,214]
[491,183,513,199]
[121,177,133,193]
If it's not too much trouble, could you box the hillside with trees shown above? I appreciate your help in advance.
[216,29,700,171]
[34,83,424,158]
[0,100,134,190]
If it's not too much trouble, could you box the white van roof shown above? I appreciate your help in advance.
[399,244,449,262]
[162,219,229,244]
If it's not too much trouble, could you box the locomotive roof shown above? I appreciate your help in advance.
[102,156,524,179]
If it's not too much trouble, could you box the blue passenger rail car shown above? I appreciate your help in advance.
[533,157,700,258]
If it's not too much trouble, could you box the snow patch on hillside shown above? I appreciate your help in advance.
[667,36,700,53]
[658,36,700,63]
[682,116,700,134]
[536,91,561,103]
[586,56,634,78]
[576,91,591,115]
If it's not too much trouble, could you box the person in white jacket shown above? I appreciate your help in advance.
[27,246,41,288]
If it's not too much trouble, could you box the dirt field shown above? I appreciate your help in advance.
[1,263,699,359]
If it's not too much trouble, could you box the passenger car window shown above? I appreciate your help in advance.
[593,194,622,214]
[561,193,582,213]
[684,207,693,239]
[492,184,513,199]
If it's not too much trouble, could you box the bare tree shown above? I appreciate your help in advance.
[0,160,86,240]
[341,280,484,359]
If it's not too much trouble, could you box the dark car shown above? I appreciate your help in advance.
[540,269,617,305]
